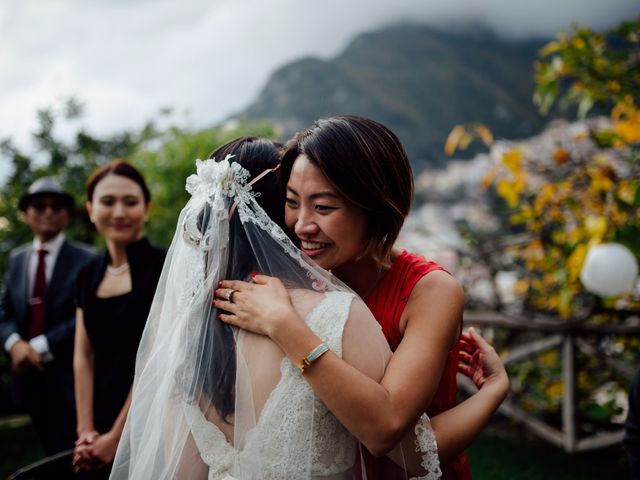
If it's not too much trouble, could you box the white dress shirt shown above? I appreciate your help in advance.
[4,232,66,362]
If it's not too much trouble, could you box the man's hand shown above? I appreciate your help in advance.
[9,340,43,374]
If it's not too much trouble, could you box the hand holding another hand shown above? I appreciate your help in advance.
[89,431,119,466]
[73,430,99,472]
[72,430,119,472]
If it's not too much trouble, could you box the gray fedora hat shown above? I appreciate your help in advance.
[18,177,75,212]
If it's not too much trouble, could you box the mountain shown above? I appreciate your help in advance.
[232,24,549,170]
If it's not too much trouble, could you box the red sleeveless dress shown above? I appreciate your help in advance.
[355,250,472,480]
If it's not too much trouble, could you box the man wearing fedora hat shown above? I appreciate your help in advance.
[0,177,96,455]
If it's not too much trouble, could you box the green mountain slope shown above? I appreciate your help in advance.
[234,24,548,169]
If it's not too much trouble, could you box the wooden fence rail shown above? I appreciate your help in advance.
[461,310,638,452]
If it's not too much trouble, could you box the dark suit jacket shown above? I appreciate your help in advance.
[0,239,97,367]
[625,366,640,480]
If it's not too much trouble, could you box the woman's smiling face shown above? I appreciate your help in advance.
[284,154,369,272]
[87,173,148,245]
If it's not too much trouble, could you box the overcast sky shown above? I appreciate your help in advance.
[1,0,639,160]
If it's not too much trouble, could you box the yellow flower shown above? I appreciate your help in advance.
[584,216,608,240]
[444,125,466,156]
[578,371,590,390]
[617,180,638,205]
[546,381,564,399]
[540,350,558,367]
[497,179,520,207]
[473,123,494,146]
[567,244,588,281]
[612,97,640,144]
[590,168,614,192]
[481,170,495,190]
[502,149,522,174]
[514,279,530,295]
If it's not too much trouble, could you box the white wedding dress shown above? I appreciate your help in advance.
[186,291,357,479]
[185,291,441,480]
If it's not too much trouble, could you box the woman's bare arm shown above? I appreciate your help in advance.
[434,328,508,462]
[217,272,461,455]
[74,308,96,437]
[386,327,509,474]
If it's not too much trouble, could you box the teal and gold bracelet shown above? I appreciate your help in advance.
[298,342,330,373]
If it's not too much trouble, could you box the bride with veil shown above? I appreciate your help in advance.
[109,137,440,479]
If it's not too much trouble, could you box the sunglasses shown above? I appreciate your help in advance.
[29,200,66,212]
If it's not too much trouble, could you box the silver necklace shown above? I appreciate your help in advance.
[107,262,130,276]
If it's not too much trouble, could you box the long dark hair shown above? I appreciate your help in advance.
[194,137,283,422]
[280,115,413,266]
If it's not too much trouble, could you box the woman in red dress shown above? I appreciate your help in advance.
[359,252,471,478]
[218,116,508,479]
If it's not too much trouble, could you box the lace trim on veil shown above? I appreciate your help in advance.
[185,156,330,292]
[410,413,442,480]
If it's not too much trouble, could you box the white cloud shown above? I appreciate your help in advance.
[0,0,638,161]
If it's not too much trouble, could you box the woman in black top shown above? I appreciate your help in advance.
[72,160,166,478]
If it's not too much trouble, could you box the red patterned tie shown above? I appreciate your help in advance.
[28,248,48,339]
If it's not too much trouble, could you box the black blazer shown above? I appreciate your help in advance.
[625,366,640,479]
[0,239,97,362]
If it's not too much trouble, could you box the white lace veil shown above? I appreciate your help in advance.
[110,148,440,479]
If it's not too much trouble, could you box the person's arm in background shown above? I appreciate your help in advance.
[386,327,508,475]
[85,390,132,468]
[0,256,18,347]
[624,366,640,479]
[73,308,98,472]
[432,328,508,462]
[1,253,43,374]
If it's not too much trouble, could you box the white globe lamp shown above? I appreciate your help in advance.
[580,243,639,297]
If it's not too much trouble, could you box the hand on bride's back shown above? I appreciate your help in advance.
[216,274,299,337]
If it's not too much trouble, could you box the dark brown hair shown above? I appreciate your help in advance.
[85,159,151,204]
[280,115,413,266]
[184,136,284,423]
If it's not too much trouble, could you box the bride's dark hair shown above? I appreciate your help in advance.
[177,136,284,422]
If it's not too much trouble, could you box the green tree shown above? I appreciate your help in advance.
[447,17,640,318]
[0,100,279,269]
[0,99,278,416]
[446,17,640,428]
[132,121,278,247]
[0,98,142,273]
